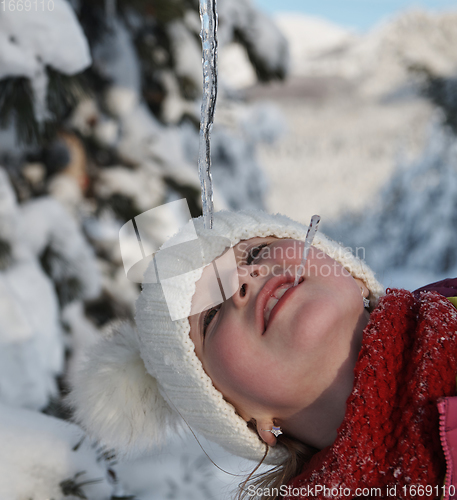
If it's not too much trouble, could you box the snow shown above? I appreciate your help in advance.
[257,92,434,223]
[93,116,120,147]
[0,176,62,409]
[327,122,457,280]
[274,13,356,76]
[218,12,354,89]
[19,197,101,300]
[0,0,91,120]
[115,432,271,500]
[95,167,165,214]
[0,170,101,410]
[178,99,285,211]
[62,301,103,390]
[217,0,289,86]
[168,19,203,91]
[0,257,62,409]
[219,43,257,89]
[0,403,115,500]
[48,174,84,214]
[160,69,200,123]
[267,9,457,97]
[93,18,141,94]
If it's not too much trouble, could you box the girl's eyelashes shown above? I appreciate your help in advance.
[245,243,270,265]
[203,304,221,337]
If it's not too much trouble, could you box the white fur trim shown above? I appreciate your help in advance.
[68,322,180,457]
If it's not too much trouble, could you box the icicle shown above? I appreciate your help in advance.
[105,0,116,25]
[294,215,321,287]
[198,0,218,230]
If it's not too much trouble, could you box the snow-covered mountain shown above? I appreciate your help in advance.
[223,9,457,94]
[274,13,356,73]
[244,9,456,217]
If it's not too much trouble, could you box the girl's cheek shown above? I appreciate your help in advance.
[208,336,253,387]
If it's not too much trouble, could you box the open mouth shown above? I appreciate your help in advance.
[263,278,304,329]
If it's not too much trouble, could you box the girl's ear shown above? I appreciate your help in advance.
[255,419,278,447]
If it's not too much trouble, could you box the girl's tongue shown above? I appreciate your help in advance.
[263,283,295,328]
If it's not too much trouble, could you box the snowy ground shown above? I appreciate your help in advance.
[115,433,270,500]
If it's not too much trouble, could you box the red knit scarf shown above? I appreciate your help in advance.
[286,289,457,499]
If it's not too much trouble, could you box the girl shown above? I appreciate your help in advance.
[71,210,457,499]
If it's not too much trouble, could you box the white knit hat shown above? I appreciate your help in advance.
[70,209,384,464]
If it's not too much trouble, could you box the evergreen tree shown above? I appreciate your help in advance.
[0,0,288,409]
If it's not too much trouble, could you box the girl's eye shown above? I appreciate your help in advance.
[246,243,269,265]
[203,305,220,337]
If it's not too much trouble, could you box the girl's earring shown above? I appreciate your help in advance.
[261,425,283,437]
[361,289,370,309]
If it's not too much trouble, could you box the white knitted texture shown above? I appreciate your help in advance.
[135,210,384,464]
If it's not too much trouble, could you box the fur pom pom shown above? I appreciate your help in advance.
[68,322,180,457]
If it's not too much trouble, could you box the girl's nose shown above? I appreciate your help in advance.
[231,264,264,307]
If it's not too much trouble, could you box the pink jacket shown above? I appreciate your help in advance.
[414,278,457,500]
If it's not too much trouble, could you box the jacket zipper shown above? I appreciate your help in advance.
[438,398,452,500]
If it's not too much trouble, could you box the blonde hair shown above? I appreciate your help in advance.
[237,432,318,500]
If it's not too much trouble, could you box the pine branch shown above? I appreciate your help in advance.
[410,64,457,136]
[125,0,187,23]
[0,68,89,147]
[424,76,457,136]
[79,0,190,39]
[98,193,140,223]
[39,244,85,307]
[163,176,202,218]
[0,238,13,270]
[60,471,103,499]
[233,27,287,82]
[84,291,133,327]
[0,77,44,145]
[46,67,90,121]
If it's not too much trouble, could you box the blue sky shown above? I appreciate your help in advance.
[255,0,457,31]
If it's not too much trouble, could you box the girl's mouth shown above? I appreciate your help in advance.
[263,278,304,329]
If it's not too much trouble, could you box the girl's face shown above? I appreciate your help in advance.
[189,237,369,448]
